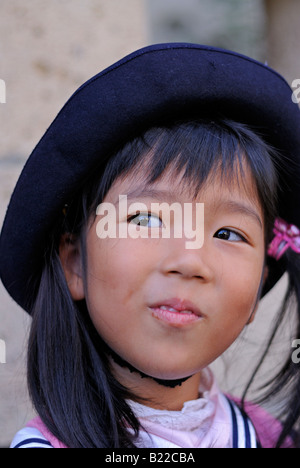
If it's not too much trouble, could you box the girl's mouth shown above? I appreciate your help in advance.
[149,298,202,326]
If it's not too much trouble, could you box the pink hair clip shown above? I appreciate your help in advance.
[268,218,300,260]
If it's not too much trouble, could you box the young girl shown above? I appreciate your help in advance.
[2,43,300,448]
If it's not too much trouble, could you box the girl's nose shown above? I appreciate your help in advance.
[159,238,214,282]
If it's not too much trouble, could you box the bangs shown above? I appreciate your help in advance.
[141,121,275,201]
[65,119,279,243]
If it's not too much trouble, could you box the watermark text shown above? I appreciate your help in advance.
[96,196,204,249]
[292,79,300,105]
[291,339,300,364]
[0,339,6,364]
[0,79,6,104]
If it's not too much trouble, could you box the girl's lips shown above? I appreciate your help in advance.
[149,298,202,326]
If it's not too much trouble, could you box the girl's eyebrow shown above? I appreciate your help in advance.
[114,188,263,229]
[216,200,263,230]
[114,188,180,204]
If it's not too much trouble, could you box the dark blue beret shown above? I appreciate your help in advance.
[1,43,300,312]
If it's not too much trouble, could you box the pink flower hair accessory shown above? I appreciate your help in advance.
[268,218,300,260]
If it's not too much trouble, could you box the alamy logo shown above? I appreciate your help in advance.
[292,339,300,364]
[0,79,6,103]
[292,79,300,105]
[96,196,205,249]
[0,339,6,364]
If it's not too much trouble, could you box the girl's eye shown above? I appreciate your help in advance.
[214,228,246,242]
[128,212,163,228]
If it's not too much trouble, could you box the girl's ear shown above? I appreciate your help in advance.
[59,233,85,301]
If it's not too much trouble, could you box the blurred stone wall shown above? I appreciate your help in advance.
[265,0,300,85]
[146,0,267,61]
[146,0,300,86]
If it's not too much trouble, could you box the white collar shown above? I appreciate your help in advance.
[127,368,229,433]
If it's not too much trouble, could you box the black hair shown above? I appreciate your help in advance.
[242,248,300,448]
[28,118,299,448]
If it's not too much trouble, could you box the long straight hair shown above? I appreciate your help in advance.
[27,118,299,448]
[241,248,300,448]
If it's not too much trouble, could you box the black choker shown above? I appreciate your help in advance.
[105,344,192,388]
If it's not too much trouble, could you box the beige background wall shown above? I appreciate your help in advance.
[265,0,300,85]
[0,0,299,447]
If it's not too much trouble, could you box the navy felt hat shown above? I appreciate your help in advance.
[1,42,300,312]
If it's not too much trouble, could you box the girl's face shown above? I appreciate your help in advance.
[62,158,266,389]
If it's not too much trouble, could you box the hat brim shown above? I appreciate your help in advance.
[1,43,300,312]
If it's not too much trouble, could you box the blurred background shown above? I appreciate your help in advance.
[0,0,299,447]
